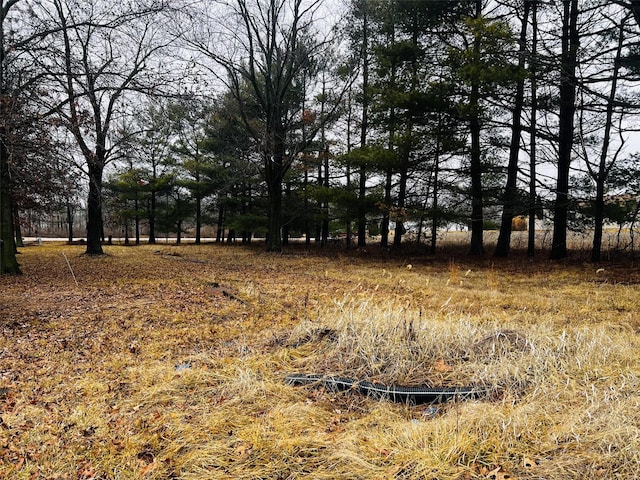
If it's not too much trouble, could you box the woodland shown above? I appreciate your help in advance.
[4,2,640,479]
[1,0,640,274]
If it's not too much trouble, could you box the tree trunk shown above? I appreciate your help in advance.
[315,162,322,243]
[345,91,353,250]
[266,176,283,252]
[551,0,579,260]
[495,0,530,258]
[469,110,484,256]
[195,195,202,244]
[216,201,224,243]
[591,14,624,263]
[265,145,284,252]
[393,162,408,249]
[67,199,74,243]
[430,151,440,255]
[345,160,352,249]
[528,0,538,259]
[242,184,252,244]
[13,205,23,248]
[592,181,605,262]
[357,165,367,248]
[468,1,484,256]
[304,167,311,245]
[85,163,104,255]
[283,181,290,246]
[134,195,140,245]
[148,192,157,244]
[380,168,392,249]
[357,3,369,250]
[124,218,130,245]
[0,122,19,274]
[0,0,19,274]
[321,146,329,246]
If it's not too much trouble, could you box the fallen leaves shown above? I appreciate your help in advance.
[432,359,454,374]
[486,465,512,479]
[77,461,97,479]
[2,243,640,479]
[137,448,157,476]
[234,442,253,457]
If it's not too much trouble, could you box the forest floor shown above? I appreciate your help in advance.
[1,242,640,479]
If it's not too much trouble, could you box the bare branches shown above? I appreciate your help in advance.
[174,0,348,251]
[16,0,183,254]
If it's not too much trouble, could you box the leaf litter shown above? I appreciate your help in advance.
[1,243,640,478]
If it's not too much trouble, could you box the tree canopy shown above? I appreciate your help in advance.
[3,0,640,273]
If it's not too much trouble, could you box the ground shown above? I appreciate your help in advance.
[1,243,640,479]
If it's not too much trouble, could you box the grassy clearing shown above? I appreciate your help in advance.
[1,243,640,479]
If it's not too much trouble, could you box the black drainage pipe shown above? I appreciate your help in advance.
[285,373,488,405]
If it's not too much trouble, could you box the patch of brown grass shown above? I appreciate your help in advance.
[2,243,640,479]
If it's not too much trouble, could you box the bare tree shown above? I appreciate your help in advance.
[577,8,636,261]
[32,0,177,255]
[184,0,346,252]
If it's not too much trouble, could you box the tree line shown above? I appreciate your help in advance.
[2,0,640,274]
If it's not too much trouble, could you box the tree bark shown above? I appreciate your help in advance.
[134,195,140,245]
[468,0,484,256]
[357,1,370,249]
[85,162,104,255]
[0,126,20,274]
[148,191,157,244]
[551,0,579,260]
[430,148,440,255]
[216,201,224,243]
[495,1,530,258]
[13,205,23,249]
[469,96,484,256]
[591,14,624,263]
[528,0,538,259]
[195,185,202,245]
[393,161,408,249]
[380,168,392,249]
[265,168,283,252]
[67,199,74,243]
[357,165,367,248]
[0,0,20,274]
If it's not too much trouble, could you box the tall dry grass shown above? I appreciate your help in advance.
[2,243,640,479]
[284,298,640,478]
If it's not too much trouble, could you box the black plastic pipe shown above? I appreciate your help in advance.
[285,373,488,405]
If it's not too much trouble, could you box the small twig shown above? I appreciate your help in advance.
[62,253,79,287]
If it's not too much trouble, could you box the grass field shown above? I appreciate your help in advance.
[1,242,640,479]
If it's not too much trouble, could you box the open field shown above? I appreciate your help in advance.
[2,243,640,479]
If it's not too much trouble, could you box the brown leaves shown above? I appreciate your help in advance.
[2,244,640,479]
[469,456,538,480]
[486,466,513,480]
[234,442,253,457]
[432,359,454,374]
[137,448,157,477]
[77,462,97,479]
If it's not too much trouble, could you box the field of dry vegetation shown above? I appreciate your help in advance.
[2,242,640,479]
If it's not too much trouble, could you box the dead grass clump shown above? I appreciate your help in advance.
[284,298,640,476]
[288,298,523,388]
[471,329,532,355]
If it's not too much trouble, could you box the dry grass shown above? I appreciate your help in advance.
[2,243,640,479]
